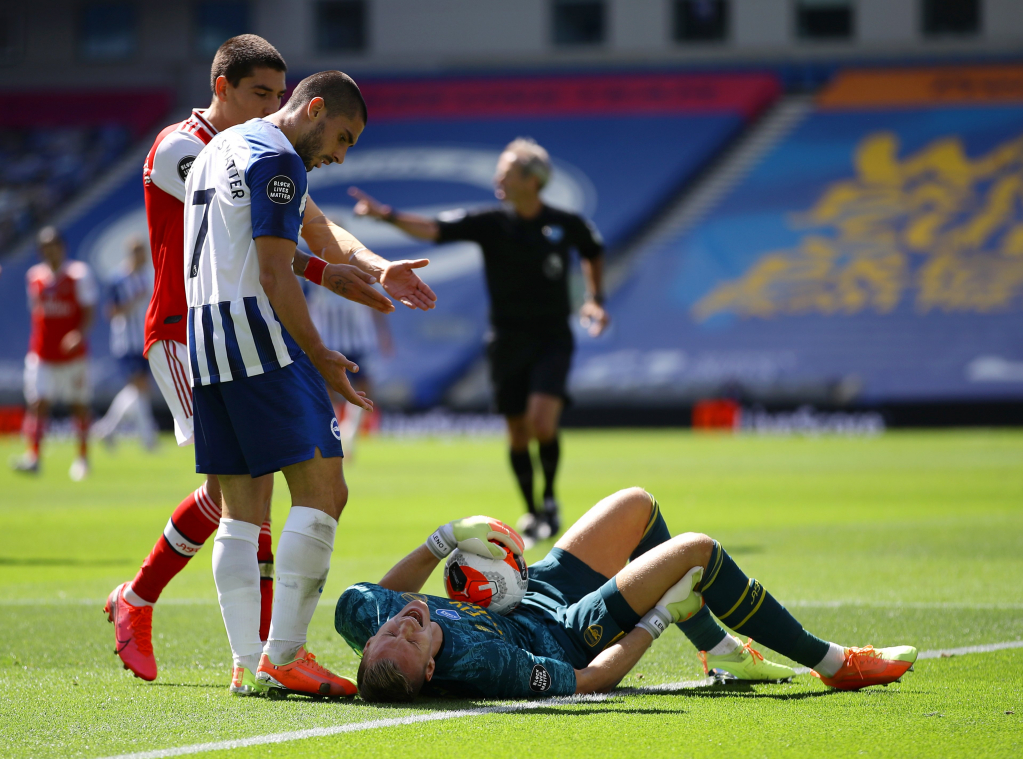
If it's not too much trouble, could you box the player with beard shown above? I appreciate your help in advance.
[184,70,416,698]
[105,36,435,690]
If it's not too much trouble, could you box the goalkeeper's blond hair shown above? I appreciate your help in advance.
[358,656,422,702]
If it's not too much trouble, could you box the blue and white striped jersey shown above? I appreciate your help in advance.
[108,267,151,358]
[183,118,309,387]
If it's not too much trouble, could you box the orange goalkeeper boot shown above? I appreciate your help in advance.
[256,647,357,698]
[812,645,917,691]
[104,582,157,681]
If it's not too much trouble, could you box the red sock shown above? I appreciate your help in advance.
[258,518,274,642]
[130,484,221,604]
[75,414,89,458]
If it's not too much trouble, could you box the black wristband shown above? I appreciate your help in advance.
[383,209,398,224]
[588,293,605,306]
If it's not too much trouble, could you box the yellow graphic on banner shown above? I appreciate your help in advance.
[694,130,1023,320]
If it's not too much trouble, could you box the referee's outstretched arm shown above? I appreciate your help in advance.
[349,187,440,241]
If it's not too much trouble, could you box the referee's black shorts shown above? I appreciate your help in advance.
[487,328,574,416]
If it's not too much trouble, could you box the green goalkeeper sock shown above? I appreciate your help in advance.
[700,541,830,668]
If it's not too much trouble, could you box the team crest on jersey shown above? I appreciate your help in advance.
[331,417,341,440]
[436,609,460,620]
[583,624,603,647]
[542,253,564,280]
[542,224,564,243]
[267,175,297,204]
[177,155,196,181]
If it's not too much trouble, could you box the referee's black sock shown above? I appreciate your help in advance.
[509,448,536,514]
[538,437,560,501]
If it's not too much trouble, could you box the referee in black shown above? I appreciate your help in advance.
[350,138,609,544]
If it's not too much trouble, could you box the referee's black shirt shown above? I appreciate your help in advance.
[436,204,604,334]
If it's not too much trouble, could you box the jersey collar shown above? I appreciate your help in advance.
[192,108,218,135]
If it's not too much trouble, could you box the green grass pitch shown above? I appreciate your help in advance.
[0,429,1021,758]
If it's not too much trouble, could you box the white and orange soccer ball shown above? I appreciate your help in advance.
[444,540,528,615]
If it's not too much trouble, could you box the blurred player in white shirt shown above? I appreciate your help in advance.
[306,284,391,456]
[93,237,156,449]
[11,226,98,481]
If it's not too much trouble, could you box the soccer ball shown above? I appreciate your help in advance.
[444,540,528,615]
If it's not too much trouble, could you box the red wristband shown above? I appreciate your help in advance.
[304,256,328,286]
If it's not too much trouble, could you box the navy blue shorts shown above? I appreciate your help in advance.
[520,548,638,668]
[192,353,343,477]
[118,354,150,379]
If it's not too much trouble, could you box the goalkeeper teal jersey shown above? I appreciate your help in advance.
[335,583,577,698]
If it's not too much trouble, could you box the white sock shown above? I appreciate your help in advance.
[707,633,741,657]
[95,384,138,437]
[339,402,363,457]
[813,642,848,678]
[135,391,157,449]
[211,519,263,670]
[265,507,337,665]
[123,584,154,608]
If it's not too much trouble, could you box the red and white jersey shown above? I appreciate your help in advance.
[26,260,99,363]
[142,108,217,356]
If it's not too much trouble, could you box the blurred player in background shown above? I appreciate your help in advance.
[11,226,97,481]
[306,283,392,457]
[105,35,435,686]
[92,237,156,449]
[351,138,610,545]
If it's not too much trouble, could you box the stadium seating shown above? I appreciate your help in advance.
[0,73,779,407]
[0,125,131,251]
[571,65,1023,407]
[0,90,173,403]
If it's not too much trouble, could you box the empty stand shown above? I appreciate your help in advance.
[572,66,1023,407]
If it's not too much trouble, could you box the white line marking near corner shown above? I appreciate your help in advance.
[96,640,1023,759]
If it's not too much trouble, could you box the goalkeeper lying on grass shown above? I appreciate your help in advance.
[335,488,917,701]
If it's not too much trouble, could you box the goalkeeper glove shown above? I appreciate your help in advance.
[426,516,525,560]
[636,566,705,640]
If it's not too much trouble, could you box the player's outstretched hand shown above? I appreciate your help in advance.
[310,346,373,411]
[348,187,391,220]
[579,301,610,337]
[380,259,437,310]
[323,262,395,314]
[425,516,526,561]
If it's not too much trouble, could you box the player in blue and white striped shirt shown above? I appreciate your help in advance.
[184,71,405,698]
[93,238,157,449]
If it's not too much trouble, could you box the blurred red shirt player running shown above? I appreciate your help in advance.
[105,35,437,684]
[11,226,98,481]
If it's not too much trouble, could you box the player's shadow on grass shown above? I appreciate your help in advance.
[0,557,135,567]
[147,683,223,689]
[519,706,688,717]
[662,683,836,701]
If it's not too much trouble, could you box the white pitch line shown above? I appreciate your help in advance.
[96,641,1023,759]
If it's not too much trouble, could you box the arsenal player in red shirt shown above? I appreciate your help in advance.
[105,35,436,685]
[12,227,98,480]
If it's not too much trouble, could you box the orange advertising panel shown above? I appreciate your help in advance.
[818,66,1023,109]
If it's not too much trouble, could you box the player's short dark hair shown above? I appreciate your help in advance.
[357,656,421,702]
[209,34,287,93]
[284,71,368,125]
